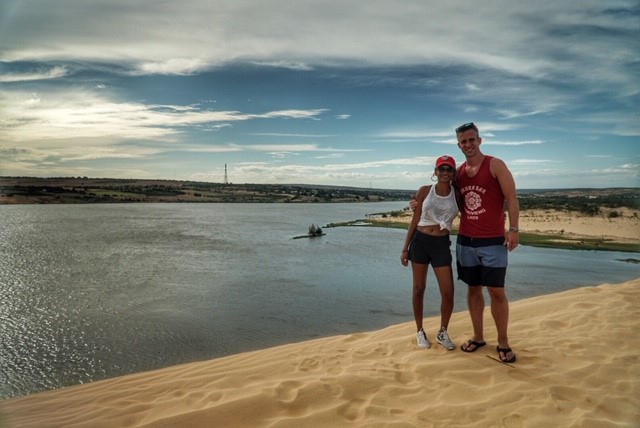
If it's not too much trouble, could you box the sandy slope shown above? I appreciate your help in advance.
[2,279,639,427]
[519,208,639,243]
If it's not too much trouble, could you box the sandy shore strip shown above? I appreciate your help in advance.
[374,207,640,245]
[2,279,638,427]
[518,207,639,243]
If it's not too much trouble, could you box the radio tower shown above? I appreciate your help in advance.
[223,164,229,185]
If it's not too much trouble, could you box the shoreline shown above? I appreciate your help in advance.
[342,207,640,253]
[2,279,639,427]
[0,177,410,204]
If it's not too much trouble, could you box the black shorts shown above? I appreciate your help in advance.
[407,231,452,268]
[456,235,508,287]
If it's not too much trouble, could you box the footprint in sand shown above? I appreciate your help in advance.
[392,363,417,385]
[297,357,321,372]
[354,343,393,359]
[337,398,367,421]
[274,380,302,402]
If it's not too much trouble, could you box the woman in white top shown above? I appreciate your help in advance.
[401,155,461,350]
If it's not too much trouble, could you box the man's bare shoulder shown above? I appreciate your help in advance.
[489,156,511,175]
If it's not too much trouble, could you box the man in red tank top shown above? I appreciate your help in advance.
[455,122,520,364]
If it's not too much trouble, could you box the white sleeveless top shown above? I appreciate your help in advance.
[417,185,459,231]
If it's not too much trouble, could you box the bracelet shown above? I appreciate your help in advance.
[509,227,519,232]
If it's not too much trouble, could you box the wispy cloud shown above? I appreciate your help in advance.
[249,61,313,71]
[0,89,328,141]
[250,133,335,138]
[230,156,444,186]
[0,66,69,82]
[484,140,545,146]
[512,158,563,165]
[248,144,320,152]
[1,1,636,188]
[2,0,636,92]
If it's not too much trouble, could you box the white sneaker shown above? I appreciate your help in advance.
[416,328,431,349]
[436,327,456,350]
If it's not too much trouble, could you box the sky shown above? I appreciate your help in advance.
[0,1,638,190]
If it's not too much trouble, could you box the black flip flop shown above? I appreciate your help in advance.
[497,346,516,363]
[461,339,486,352]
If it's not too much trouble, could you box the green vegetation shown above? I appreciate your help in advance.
[326,220,640,253]
[516,232,639,252]
[292,224,326,239]
[3,178,637,252]
[518,188,639,213]
[0,177,412,204]
[308,224,324,236]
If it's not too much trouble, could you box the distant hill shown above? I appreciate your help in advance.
[516,188,639,213]
[1,177,637,210]
[0,177,412,204]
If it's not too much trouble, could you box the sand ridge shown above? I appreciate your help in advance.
[377,207,640,245]
[2,279,639,427]
[519,208,639,243]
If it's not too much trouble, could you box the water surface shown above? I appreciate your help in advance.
[0,203,637,398]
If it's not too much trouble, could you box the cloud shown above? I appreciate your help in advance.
[0,88,328,142]
[375,122,531,143]
[137,58,210,75]
[1,2,635,142]
[0,66,69,82]
[484,140,545,146]
[229,156,444,186]
[315,153,346,160]
[259,109,327,119]
[186,146,244,153]
[2,0,636,92]
[249,61,313,71]
[248,144,320,152]
[57,146,162,162]
[186,144,371,155]
[376,130,452,141]
[512,158,563,165]
[1,1,636,188]
[495,109,552,120]
[250,133,335,138]
[0,140,163,179]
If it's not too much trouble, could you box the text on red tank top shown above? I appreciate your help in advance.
[458,156,505,238]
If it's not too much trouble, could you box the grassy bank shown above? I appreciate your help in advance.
[326,219,640,253]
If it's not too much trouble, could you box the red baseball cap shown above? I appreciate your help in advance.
[435,155,456,169]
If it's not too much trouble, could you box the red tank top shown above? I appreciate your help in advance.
[457,156,505,238]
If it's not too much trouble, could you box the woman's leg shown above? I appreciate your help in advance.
[411,262,428,331]
[433,265,454,329]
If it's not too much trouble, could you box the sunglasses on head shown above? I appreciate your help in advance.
[455,122,478,134]
[437,165,454,172]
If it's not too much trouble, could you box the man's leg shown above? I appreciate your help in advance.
[457,243,486,351]
[488,287,509,347]
[476,244,513,360]
[467,285,485,342]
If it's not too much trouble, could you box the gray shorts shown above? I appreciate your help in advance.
[456,235,508,287]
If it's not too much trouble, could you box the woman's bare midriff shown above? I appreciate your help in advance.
[416,225,450,236]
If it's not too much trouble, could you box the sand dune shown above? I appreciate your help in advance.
[377,207,640,245]
[2,279,639,427]
[519,208,639,243]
